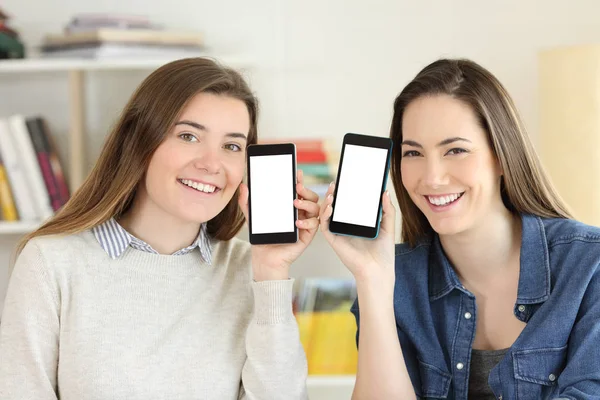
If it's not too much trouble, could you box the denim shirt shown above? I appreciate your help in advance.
[351,214,600,399]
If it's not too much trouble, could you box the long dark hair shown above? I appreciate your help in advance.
[390,58,572,246]
[18,57,258,255]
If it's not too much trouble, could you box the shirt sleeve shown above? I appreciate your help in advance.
[0,241,60,400]
[239,279,308,400]
[555,263,600,399]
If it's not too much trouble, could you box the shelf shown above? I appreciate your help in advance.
[307,375,355,386]
[0,221,41,234]
[0,55,250,73]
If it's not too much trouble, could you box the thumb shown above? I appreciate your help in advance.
[238,183,249,222]
[379,190,396,237]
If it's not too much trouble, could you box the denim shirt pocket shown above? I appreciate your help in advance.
[513,345,567,400]
[416,358,452,399]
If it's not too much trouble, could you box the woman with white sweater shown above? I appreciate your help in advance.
[0,57,318,400]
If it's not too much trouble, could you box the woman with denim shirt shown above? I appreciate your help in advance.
[319,59,600,399]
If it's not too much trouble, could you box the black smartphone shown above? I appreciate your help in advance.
[329,133,393,239]
[246,143,298,245]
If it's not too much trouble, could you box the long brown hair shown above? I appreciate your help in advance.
[17,57,258,255]
[390,58,572,247]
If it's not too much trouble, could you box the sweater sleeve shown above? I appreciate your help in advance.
[0,241,60,400]
[239,279,308,400]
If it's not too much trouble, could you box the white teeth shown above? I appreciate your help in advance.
[427,193,462,206]
[180,179,216,193]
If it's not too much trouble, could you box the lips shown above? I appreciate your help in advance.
[426,192,464,206]
[178,179,221,194]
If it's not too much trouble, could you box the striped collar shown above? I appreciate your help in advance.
[92,218,212,264]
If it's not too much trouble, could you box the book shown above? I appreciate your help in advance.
[69,13,151,26]
[8,115,53,220]
[65,13,162,33]
[0,118,37,220]
[26,117,69,212]
[296,150,327,164]
[41,43,207,59]
[42,28,204,48]
[0,151,18,221]
[297,163,332,178]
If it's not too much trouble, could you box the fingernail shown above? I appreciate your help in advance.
[297,199,302,203]
[330,181,335,187]
[327,194,333,200]
[386,190,390,197]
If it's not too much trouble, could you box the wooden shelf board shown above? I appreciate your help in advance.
[0,221,41,234]
[307,375,355,387]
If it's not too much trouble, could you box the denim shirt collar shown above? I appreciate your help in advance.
[428,214,551,304]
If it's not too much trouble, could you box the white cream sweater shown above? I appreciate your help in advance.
[0,231,308,399]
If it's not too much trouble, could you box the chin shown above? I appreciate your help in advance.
[177,209,220,225]
[427,217,468,237]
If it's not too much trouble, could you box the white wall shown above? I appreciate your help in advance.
[2,0,600,307]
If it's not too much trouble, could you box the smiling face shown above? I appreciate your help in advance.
[400,94,504,237]
[137,92,250,226]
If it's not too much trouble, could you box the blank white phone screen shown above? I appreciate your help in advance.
[332,144,388,227]
[250,154,294,234]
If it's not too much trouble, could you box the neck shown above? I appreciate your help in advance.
[119,198,202,255]
[439,207,521,285]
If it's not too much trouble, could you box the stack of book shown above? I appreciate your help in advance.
[294,278,358,375]
[39,13,205,59]
[0,116,69,223]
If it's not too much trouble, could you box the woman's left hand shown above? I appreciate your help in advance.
[238,169,320,281]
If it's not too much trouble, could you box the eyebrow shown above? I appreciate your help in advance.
[401,137,472,148]
[175,120,248,140]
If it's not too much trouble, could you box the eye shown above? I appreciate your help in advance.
[402,150,421,158]
[178,133,198,142]
[446,148,467,155]
[224,143,242,152]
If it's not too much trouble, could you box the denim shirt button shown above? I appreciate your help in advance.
[464,312,472,319]
[549,373,556,382]
[498,396,503,400]
[518,305,526,312]
[456,362,464,370]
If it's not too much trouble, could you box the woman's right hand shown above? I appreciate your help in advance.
[319,182,396,284]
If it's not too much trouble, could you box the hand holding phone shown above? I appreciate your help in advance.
[318,133,395,280]
[329,133,393,239]
[239,143,320,280]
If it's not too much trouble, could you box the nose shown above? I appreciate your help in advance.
[422,158,448,189]
[193,147,221,174]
